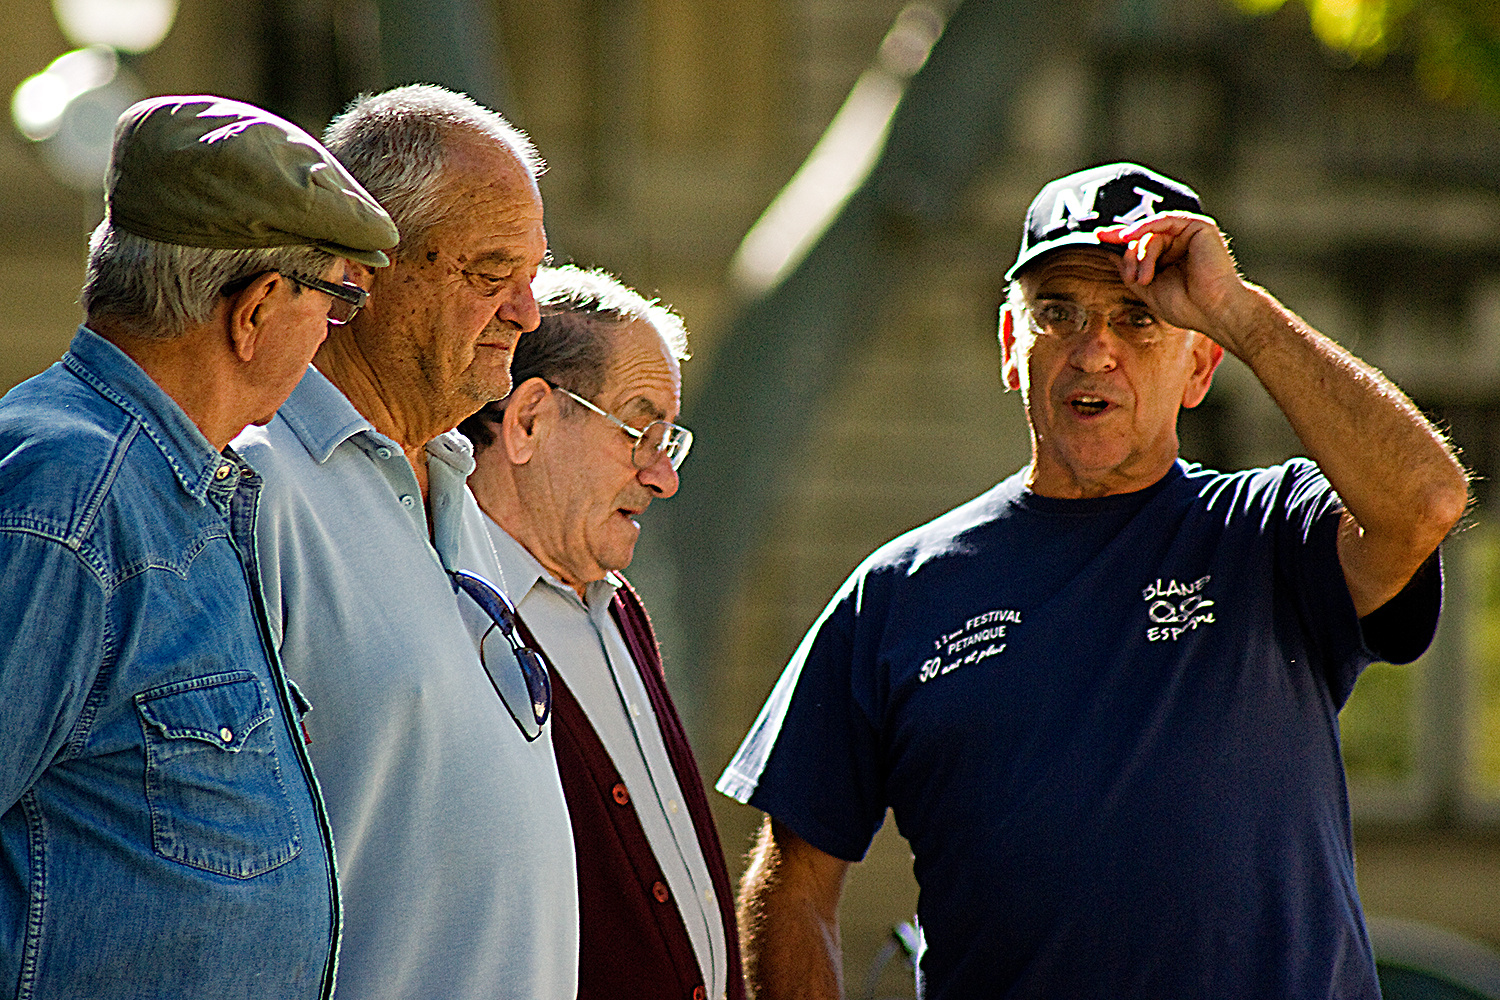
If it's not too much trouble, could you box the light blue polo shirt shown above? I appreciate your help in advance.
[234,367,578,1000]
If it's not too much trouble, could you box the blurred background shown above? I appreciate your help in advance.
[5,0,1500,994]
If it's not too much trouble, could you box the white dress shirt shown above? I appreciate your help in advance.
[487,521,728,998]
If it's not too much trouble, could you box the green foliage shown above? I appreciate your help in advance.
[1230,0,1500,109]
[1341,660,1415,782]
[1468,526,1500,789]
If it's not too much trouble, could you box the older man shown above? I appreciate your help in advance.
[0,95,396,999]
[719,163,1469,999]
[233,86,573,999]
[459,265,743,1000]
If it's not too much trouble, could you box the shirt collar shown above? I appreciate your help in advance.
[62,326,229,503]
[278,365,376,463]
[278,365,478,476]
[486,517,623,611]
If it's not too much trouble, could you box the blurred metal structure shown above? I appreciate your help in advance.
[657,0,1048,711]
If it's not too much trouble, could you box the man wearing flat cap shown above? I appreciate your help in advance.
[0,94,396,1000]
[234,84,572,999]
[720,163,1469,998]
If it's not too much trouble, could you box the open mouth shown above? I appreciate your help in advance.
[1070,395,1110,416]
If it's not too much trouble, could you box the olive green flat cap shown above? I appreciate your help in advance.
[107,95,398,267]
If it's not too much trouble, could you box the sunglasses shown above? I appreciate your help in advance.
[450,570,551,740]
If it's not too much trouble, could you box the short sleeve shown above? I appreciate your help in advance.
[1358,547,1442,666]
[0,530,107,808]
[1271,459,1413,707]
[717,572,890,863]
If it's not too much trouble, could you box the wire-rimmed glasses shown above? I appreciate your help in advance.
[449,569,551,741]
[1025,299,1165,346]
[547,382,694,471]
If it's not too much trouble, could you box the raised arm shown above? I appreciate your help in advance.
[1102,214,1469,617]
[739,816,851,1000]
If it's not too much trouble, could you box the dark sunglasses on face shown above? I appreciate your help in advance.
[449,569,552,740]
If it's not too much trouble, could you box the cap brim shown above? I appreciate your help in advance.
[322,243,390,267]
[1004,231,1125,281]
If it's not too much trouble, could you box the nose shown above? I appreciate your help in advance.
[496,280,541,333]
[637,449,679,499]
[1068,319,1120,373]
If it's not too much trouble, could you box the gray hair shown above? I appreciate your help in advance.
[458,264,690,453]
[322,84,543,256]
[81,220,335,339]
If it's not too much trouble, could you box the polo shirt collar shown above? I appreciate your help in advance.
[279,365,477,476]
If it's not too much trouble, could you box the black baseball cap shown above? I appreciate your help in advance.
[1005,162,1201,280]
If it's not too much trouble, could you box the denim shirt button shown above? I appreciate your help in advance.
[399,495,415,508]
[219,726,233,743]
[214,463,233,480]
[376,447,393,460]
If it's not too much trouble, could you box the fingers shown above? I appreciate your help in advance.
[1123,230,1159,286]
[1098,211,1224,288]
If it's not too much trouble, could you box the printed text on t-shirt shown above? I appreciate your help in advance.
[1143,575,1215,641]
[919,609,1022,683]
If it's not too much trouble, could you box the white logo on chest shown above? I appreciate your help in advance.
[1142,575,1215,642]
[918,608,1022,683]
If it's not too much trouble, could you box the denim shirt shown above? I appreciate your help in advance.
[0,328,339,1000]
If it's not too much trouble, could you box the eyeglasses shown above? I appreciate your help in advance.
[547,382,694,471]
[449,569,551,741]
[281,272,369,325]
[1025,299,1165,345]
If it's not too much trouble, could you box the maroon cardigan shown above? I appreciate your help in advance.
[516,580,745,1000]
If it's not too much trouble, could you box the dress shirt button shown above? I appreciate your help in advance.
[375,446,393,459]
[219,727,233,743]
[652,881,669,903]
[214,463,232,480]
[693,987,705,1000]
[399,494,415,508]
[612,783,630,806]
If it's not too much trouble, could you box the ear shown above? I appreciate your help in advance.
[499,377,554,465]
[1180,333,1224,409]
[998,303,1023,391]
[226,272,283,363]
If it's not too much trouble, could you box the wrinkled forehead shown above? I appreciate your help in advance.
[1017,246,1132,300]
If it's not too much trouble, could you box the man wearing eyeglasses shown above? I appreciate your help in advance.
[233,86,575,1000]
[0,96,397,999]
[718,163,1470,999]
[459,265,743,1000]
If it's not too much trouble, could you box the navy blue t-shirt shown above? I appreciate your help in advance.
[719,459,1441,1000]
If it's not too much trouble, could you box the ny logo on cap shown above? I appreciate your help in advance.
[1045,178,1108,231]
[1116,187,1164,225]
[1046,182,1166,232]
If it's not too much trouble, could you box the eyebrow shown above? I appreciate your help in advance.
[465,249,532,269]
[617,395,667,423]
[1033,289,1151,309]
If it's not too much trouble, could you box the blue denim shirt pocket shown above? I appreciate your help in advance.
[135,671,303,879]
